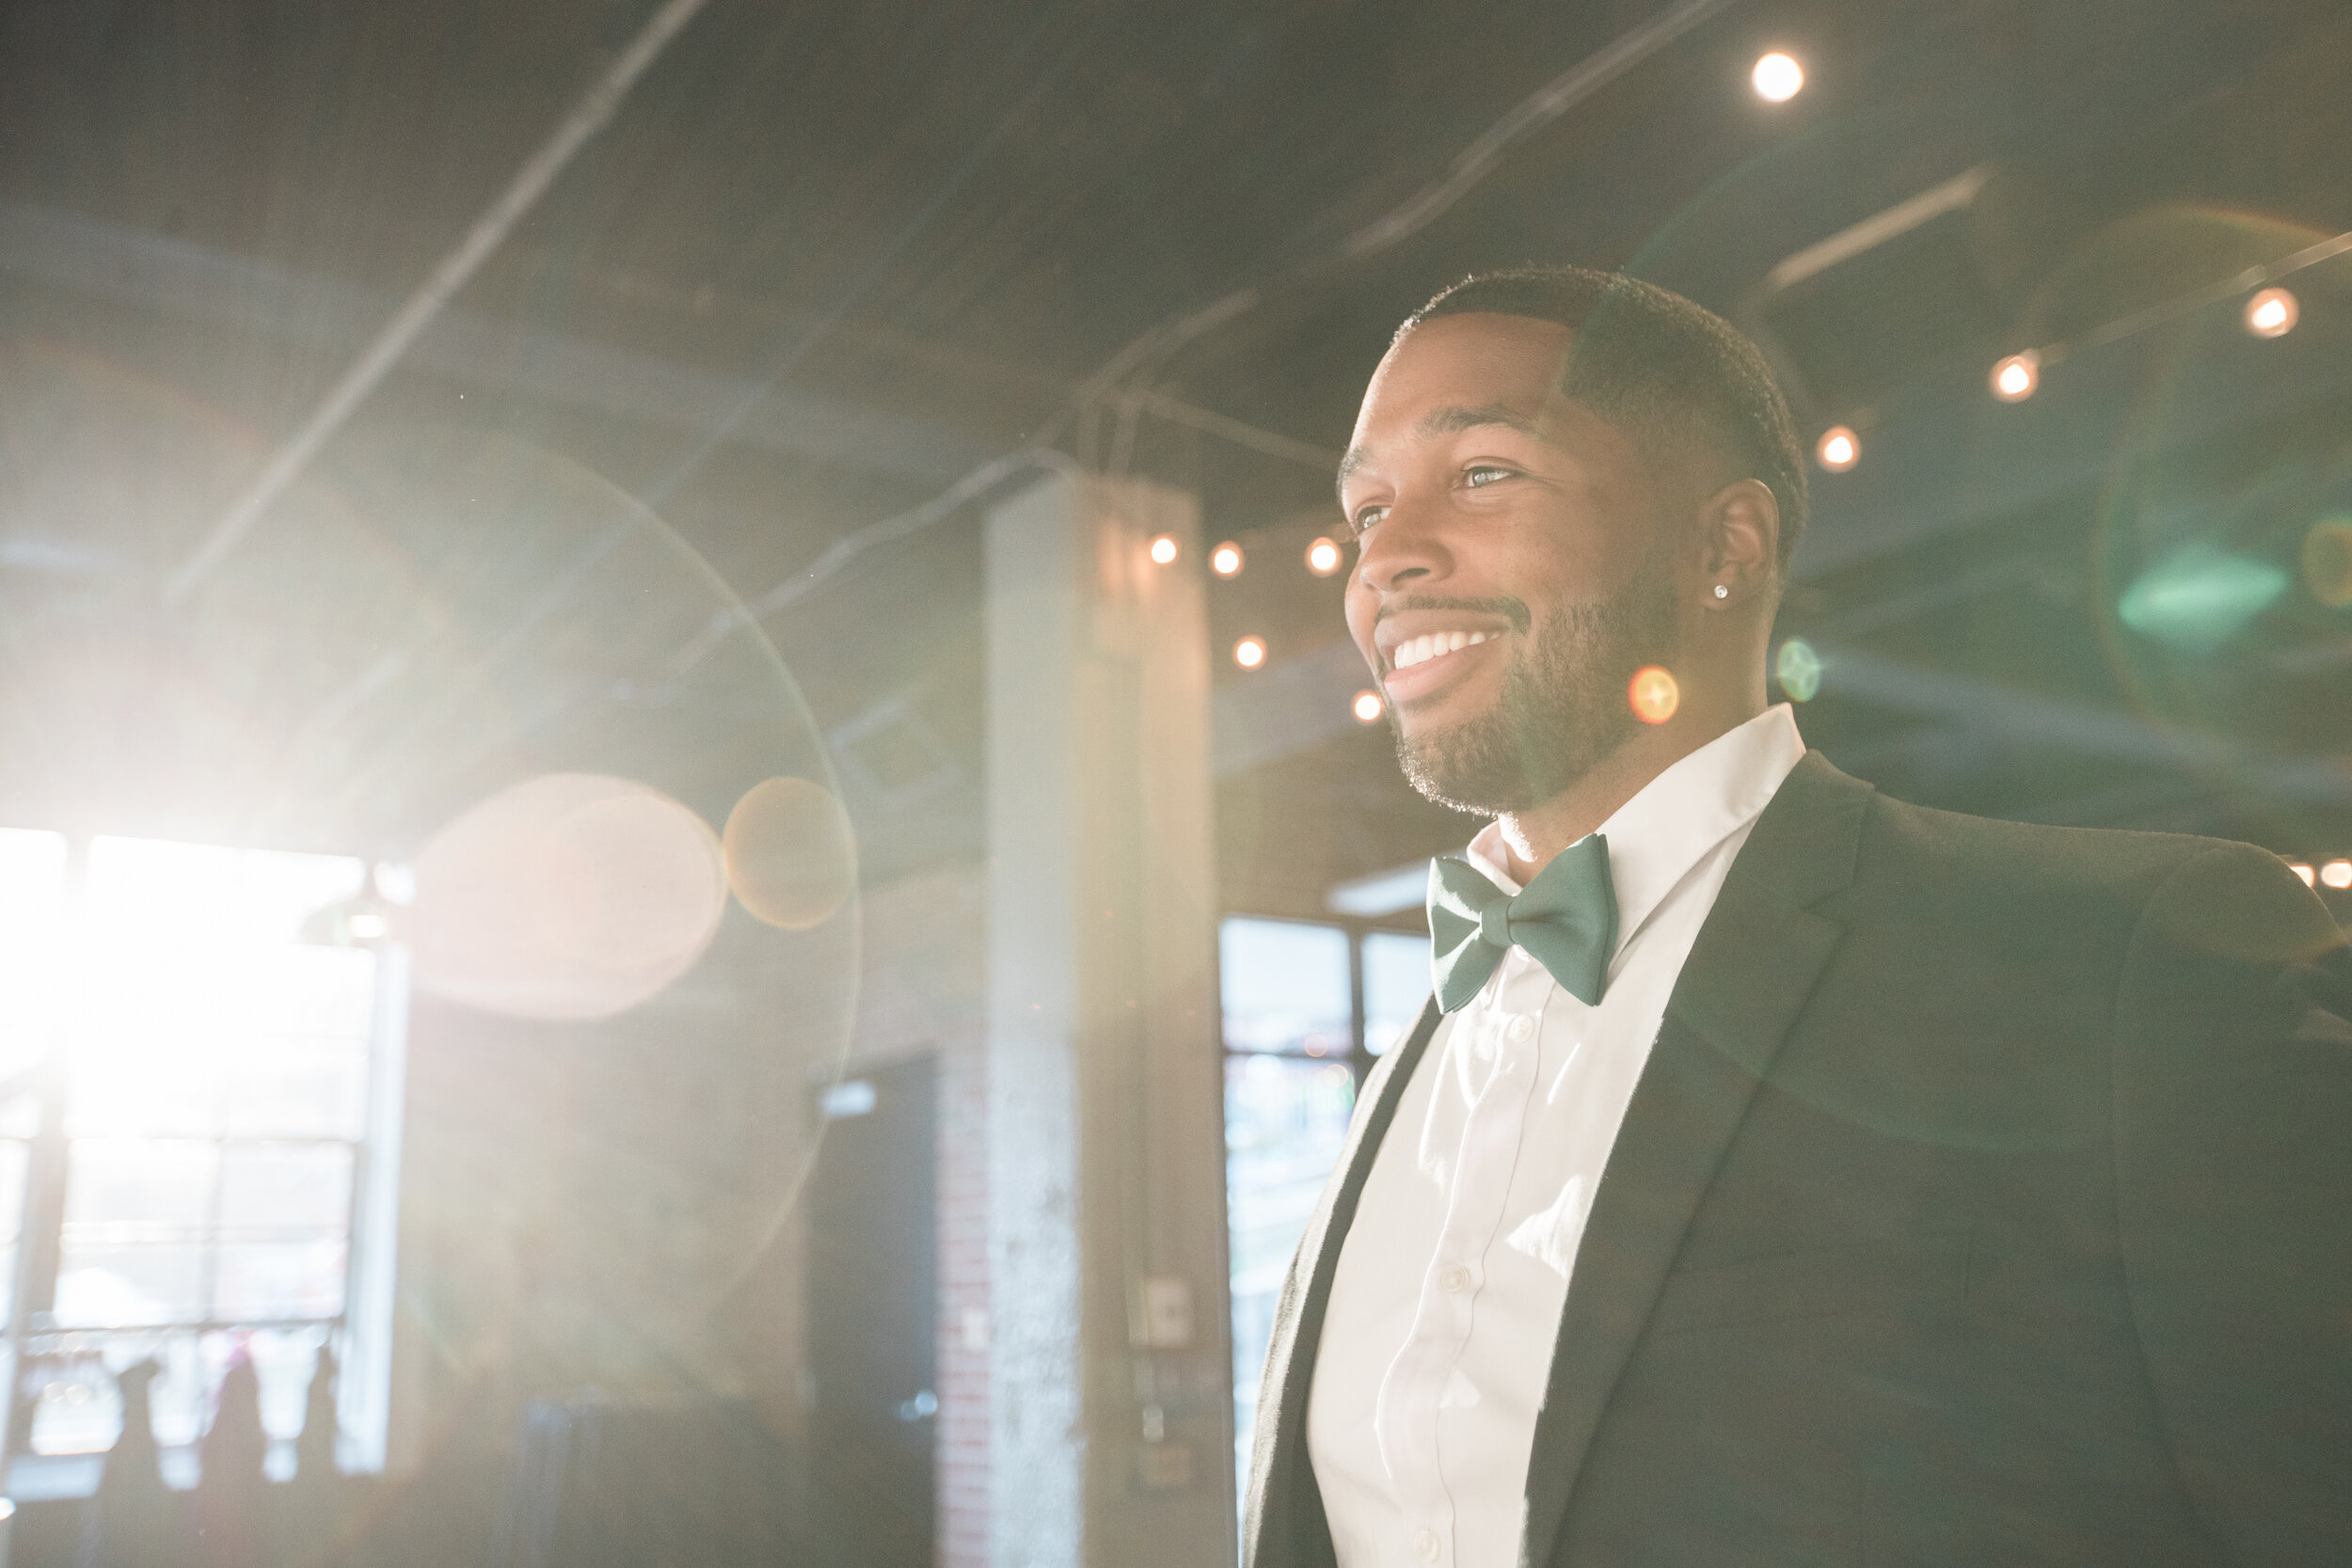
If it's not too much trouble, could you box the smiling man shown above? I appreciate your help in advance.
[1242,266,2352,1568]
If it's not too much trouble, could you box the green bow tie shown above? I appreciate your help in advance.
[1427,834,1618,1012]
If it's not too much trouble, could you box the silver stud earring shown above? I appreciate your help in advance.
[1712,584,1729,600]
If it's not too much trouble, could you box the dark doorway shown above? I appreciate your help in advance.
[803,1054,939,1568]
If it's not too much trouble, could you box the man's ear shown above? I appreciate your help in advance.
[1696,478,1778,608]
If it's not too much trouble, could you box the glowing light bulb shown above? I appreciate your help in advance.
[1233,635,1266,670]
[348,912,388,940]
[1149,534,1179,565]
[1991,351,2039,402]
[1815,426,1858,472]
[2244,287,2297,339]
[1628,665,1679,724]
[1211,541,1245,578]
[2324,859,2352,890]
[1352,689,1384,723]
[1752,52,1804,102]
[1306,536,1343,577]
[2288,863,2316,887]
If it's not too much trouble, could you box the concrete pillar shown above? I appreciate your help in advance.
[985,472,1235,1568]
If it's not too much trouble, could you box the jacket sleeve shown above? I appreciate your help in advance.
[2111,841,2352,1565]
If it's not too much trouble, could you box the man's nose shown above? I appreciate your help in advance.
[1355,496,1450,594]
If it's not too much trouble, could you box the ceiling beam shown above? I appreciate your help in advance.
[0,202,993,486]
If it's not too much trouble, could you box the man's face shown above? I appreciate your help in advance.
[1339,312,1682,816]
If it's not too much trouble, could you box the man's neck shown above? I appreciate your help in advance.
[1492,703,1758,884]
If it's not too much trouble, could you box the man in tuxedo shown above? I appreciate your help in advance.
[1243,265,2352,1568]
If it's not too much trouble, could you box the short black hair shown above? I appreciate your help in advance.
[1402,265,1807,574]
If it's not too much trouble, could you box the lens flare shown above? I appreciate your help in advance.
[1751,52,1804,102]
[1306,537,1343,576]
[1628,665,1679,724]
[1775,638,1822,702]
[1233,635,1267,669]
[1210,542,1245,578]
[408,773,727,1022]
[2244,287,2297,339]
[1149,534,1180,565]
[723,777,857,930]
[1351,689,1384,723]
[2300,517,2352,608]
[1991,352,2040,402]
[1815,426,1858,472]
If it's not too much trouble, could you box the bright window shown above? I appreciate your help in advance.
[0,829,406,1488]
[1221,915,1427,1505]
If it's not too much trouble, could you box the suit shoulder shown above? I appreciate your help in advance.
[1852,790,2337,963]
[1857,789,2222,898]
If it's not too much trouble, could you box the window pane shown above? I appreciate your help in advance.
[215,1237,347,1320]
[1219,918,1352,1056]
[66,1139,220,1233]
[27,1355,121,1456]
[222,1042,369,1139]
[70,1049,223,1137]
[220,1147,353,1234]
[0,1140,27,1242]
[1224,1053,1355,1488]
[1361,930,1432,1056]
[54,1245,207,1326]
[0,829,68,1079]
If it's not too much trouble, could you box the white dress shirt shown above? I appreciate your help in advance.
[1306,705,1805,1568]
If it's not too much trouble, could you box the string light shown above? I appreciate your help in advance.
[1210,541,1245,578]
[1979,229,2346,404]
[2324,859,2352,890]
[2244,286,2298,339]
[2289,863,2316,886]
[1233,635,1266,669]
[1815,426,1858,472]
[1751,52,1804,102]
[1306,536,1343,577]
[1149,534,1179,565]
[1990,351,2040,402]
[1351,689,1384,723]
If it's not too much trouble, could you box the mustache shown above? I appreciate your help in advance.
[1373,594,1532,637]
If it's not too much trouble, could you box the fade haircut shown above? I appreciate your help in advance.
[1402,265,1808,574]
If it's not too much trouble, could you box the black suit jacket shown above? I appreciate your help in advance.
[1244,752,2352,1567]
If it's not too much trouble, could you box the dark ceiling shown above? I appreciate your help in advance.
[3,0,2349,910]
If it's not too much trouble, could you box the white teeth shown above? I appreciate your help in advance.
[1391,628,1495,671]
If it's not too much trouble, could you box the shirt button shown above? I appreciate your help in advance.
[1505,1015,1535,1043]
[1413,1528,1442,1562]
[1439,1265,1471,1294]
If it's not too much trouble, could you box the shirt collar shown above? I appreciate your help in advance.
[1461,704,1805,944]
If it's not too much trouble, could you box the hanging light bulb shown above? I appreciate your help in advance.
[1305,536,1343,577]
[2244,287,2298,339]
[1815,426,1859,472]
[1351,689,1384,723]
[1751,52,1804,102]
[1233,635,1266,670]
[1990,351,2040,402]
[1210,541,1245,578]
[1148,534,1180,565]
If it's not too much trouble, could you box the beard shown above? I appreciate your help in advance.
[1391,559,1679,816]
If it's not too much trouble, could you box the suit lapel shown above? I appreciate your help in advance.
[1518,752,1871,1568]
[1245,992,1445,1568]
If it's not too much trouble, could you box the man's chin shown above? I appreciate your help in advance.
[1393,717,1536,818]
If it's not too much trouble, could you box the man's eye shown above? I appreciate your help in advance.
[1464,465,1515,488]
[1348,504,1389,538]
